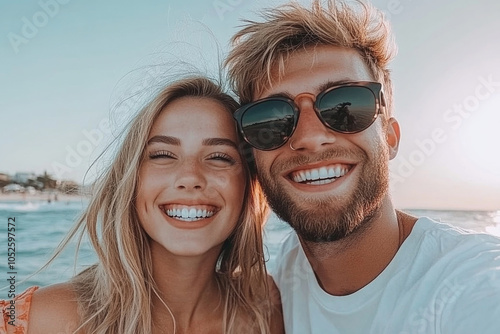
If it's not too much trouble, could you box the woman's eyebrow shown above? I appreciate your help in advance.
[202,138,238,149]
[147,136,237,149]
[147,135,180,146]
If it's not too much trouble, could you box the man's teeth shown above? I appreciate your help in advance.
[165,206,215,221]
[291,165,349,183]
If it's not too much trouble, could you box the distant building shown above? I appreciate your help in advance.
[13,172,37,184]
[0,173,10,187]
[37,171,57,189]
[3,184,23,193]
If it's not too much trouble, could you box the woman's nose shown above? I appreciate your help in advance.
[173,159,207,190]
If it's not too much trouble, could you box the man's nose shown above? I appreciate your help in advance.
[288,94,337,152]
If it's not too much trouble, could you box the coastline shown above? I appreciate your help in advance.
[0,192,88,203]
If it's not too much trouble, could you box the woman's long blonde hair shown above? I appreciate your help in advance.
[56,76,271,333]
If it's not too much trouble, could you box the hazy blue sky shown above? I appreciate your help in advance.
[1,0,499,210]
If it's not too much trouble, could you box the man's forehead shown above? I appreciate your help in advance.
[252,45,372,100]
[256,79,357,100]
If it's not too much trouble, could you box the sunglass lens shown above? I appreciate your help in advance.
[241,100,295,150]
[318,86,377,133]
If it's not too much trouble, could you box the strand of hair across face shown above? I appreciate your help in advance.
[153,289,177,333]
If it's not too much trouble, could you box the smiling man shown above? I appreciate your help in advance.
[226,0,500,333]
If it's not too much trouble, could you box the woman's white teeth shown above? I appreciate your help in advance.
[291,165,349,183]
[166,207,215,221]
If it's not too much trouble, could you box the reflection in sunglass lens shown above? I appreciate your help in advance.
[318,87,377,132]
[241,100,295,150]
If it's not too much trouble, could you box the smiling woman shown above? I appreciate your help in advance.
[1,77,283,334]
[136,97,246,257]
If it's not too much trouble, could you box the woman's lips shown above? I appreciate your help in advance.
[160,204,219,222]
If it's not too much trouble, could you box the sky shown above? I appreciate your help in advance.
[1,0,499,211]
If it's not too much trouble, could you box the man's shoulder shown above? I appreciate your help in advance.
[408,216,500,283]
[413,216,500,251]
[389,217,500,333]
[425,219,500,334]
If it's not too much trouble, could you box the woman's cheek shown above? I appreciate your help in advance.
[205,167,246,203]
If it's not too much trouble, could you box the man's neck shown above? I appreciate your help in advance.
[299,199,417,296]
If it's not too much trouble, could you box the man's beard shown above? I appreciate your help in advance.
[257,144,390,243]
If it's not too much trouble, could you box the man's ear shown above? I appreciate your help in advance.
[386,117,400,159]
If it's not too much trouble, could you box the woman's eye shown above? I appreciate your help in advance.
[149,150,176,160]
[208,153,236,165]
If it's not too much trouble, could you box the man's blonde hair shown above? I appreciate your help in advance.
[226,0,397,115]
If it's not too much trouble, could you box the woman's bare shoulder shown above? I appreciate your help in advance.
[28,282,81,334]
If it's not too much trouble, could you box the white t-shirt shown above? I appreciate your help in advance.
[270,217,500,334]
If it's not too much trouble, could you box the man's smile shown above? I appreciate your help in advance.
[289,163,351,185]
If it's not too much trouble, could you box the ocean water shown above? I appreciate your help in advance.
[1,200,499,296]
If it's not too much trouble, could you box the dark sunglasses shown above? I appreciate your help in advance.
[233,81,385,150]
